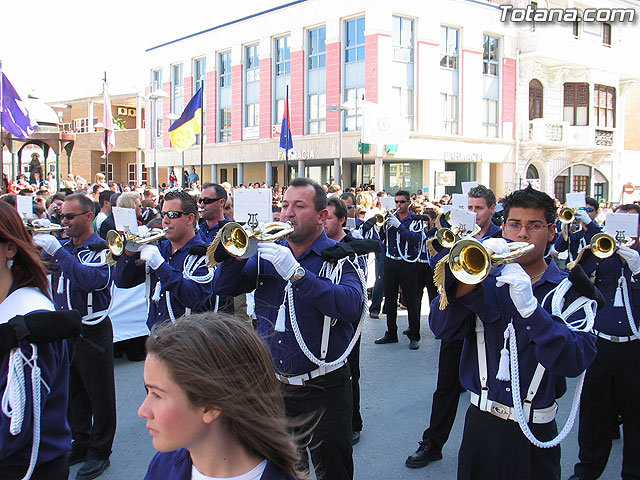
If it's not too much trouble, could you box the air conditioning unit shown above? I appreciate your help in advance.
[128,108,136,116]
[117,107,127,115]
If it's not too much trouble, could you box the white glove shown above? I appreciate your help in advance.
[137,225,151,238]
[350,229,363,239]
[482,237,509,255]
[576,209,592,225]
[31,218,51,228]
[495,263,538,318]
[618,246,640,275]
[387,215,401,229]
[33,234,62,255]
[257,242,300,281]
[140,244,165,270]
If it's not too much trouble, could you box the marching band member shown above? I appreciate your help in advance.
[0,202,82,480]
[554,197,601,269]
[114,190,213,328]
[430,186,597,480]
[32,194,116,480]
[213,178,365,480]
[570,204,640,480]
[375,190,423,350]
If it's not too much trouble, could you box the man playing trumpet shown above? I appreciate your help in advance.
[430,186,598,480]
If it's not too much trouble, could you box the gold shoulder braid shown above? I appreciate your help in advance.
[426,237,439,257]
[434,253,450,310]
[206,229,223,268]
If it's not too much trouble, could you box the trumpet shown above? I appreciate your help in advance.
[589,232,633,259]
[435,223,482,249]
[106,227,168,256]
[215,213,293,259]
[447,238,535,285]
[558,207,576,224]
[27,223,68,234]
[375,209,398,227]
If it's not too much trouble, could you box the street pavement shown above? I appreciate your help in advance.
[72,302,623,479]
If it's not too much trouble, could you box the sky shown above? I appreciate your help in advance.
[0,0,290,102]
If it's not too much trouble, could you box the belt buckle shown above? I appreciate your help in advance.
[490,402,511,421]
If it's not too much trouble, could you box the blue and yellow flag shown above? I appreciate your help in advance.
[168,88,202,151]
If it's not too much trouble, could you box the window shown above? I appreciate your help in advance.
[483,35,499,76]
[563,83,589,126]
[530,1,538,31]
[151,68,163,142]
[573,18,581,38]
[441,93,458,134]
[573,175,589,194]
[171,63,184,114]
[128,163,147,184]
[440,26,459,69]
[151,68,162,90]
[345,17,365,63]
[218,51,232,143]
[245,43,260,128]
[529,79,543,120]
[275,36,291,76]
[345,88,365,131]
[603,23,612,46]
[99,163,114,182]
[392,16,414,63]
[594,85,615,128]
[307,27,326,134]
[308,27,326,69]
[193,57,206,145]
[392,87,414,131]
[72,118,98,133]
[483,99,499,137]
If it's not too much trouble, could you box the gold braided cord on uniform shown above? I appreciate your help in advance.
[566,245,588,271]
[205,229,223,268]
[434,253,450,310]
[426,237,439,257]
[562,223,569,242]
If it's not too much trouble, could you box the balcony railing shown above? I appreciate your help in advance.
[595,129,614,146]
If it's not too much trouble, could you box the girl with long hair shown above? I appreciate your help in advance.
[0,201,72,479]
[140,313,303,480]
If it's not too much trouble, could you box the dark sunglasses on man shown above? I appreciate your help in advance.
[198,197,223,205]
[160,211,187,219]
[60,211,90,221]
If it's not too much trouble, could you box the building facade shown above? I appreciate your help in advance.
[143,0,639,200]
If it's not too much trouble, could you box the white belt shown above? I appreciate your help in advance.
[470,392,558,424]
[275,362,345,386]
[594,329,640,343]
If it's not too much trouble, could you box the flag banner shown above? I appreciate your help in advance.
[361,101,409,146]
[169,88,202,151]
[101,80,115,156]
[1,73,38,139]
[279,96,293,153]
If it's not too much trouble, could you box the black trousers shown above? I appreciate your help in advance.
[458,404,560,480]
[574,338,640,480]
[348,337,362,432]
[67,318,117,461]
[421,338,463,450]
[282,365,353,480]
[416,261,438,308]
[382,258,420,340]
[3,454,68,480]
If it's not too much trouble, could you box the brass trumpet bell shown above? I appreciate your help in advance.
[558,207,575,224]
[220,221,294,259]
[437,228,458,249]
[375,209,398,227]
[106,227,168,257]
[590,232,615,259]
[106,230,124,256]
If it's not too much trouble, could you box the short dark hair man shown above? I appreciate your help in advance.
[198,183,228,243]
[214,178,364,480]
[468,185,499,239]
[554,196,601,268]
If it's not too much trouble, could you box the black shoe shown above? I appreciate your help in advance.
[68,450,88,467]
[405,441,442,469]
[409,340,420,350]
[352,431,361,445]
[402,328,410,335]
[567,476,583,480]
[375,335,398,344]
[77,459,110,480]
[369,312,379,319]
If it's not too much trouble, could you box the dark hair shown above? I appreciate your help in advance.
[272,205,282,213]
[502,185,557,224]
[98,190,113,207]
[201,183,228,201]
[92,184,101,194]
[289,178,327,212]
[424,208,438,220]
[109,192,121,207]
[163,189,198,217]
[328,197,347,222]
[46,193,66,208]
[65,193,95,218]
[395,190,410,201]
[59,188,73,196]
[147,313,302,478]
[339,192,356,205]
[1,194,16,207]
[585,196,598,209]
[615,203,640,214]
[468,185,496,207]
[0,202,51,298]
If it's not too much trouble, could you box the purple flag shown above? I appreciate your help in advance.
[1,73,38,139]
[279,96,293,153]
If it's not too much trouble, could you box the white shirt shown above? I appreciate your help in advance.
[191,459,267,480]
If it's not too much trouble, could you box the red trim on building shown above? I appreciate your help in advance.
[462,49,483,55]
[162,81,171,148]
[364,34,379,104]
[326,41,341,133]
[259,58,273,139]
[502,57,516,139]
[459,54,464,137]
[418,40,439,48]
[290,50,305,137]
[206,70,217,143]
[184,77,193,104]
[231,65,243,141]
[145,86,151,151]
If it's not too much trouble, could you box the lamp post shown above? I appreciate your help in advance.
[328,96,354,189]
[166,112,183,188]
[148,88,169,188]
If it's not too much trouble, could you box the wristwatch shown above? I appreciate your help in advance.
[289,266,306,283]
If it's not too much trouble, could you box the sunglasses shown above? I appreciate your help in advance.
[346,205,355,210]
[198,197,223,205]
[160,211,187,219]
[395,200,408,204]
[580,207,595,213]
[60,211,90,220]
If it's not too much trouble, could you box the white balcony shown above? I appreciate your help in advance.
[524,118,615,150]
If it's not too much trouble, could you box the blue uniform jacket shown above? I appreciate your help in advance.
[429,260,596,408]
[145,449,296,480]
[48,232,112,316]
[554,221,601,263]
[198,220,221,244]
[579,246,640,336]
[385,213,423,259]
[213,231,363,375]
[114,235,213,328]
